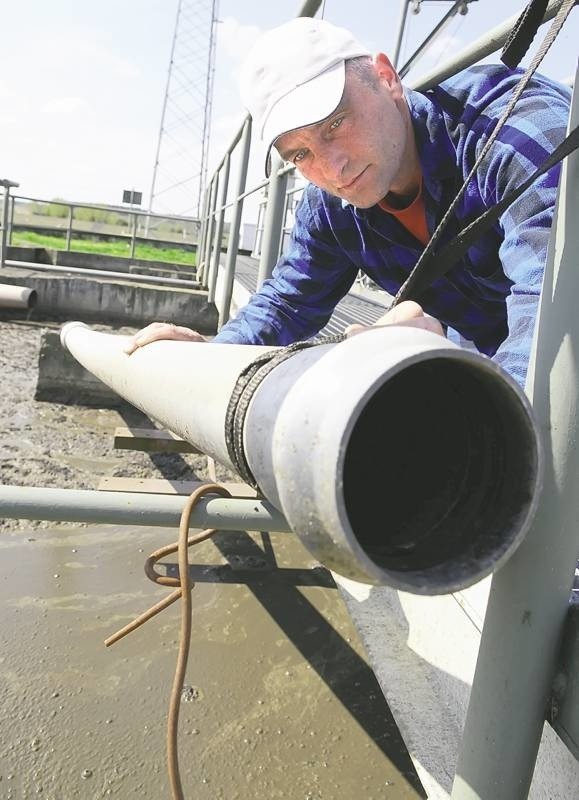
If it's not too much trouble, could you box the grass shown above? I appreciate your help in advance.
[11,230,197,267]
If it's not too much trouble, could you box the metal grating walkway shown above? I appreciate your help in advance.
[231,254,389,337]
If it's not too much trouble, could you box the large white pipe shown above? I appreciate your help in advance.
[60,321,541,594]
[0,282,37,309]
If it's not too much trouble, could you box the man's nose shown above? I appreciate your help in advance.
[319,146,347,184]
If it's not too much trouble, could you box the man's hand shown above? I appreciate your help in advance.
[344,300,444,338]
[124,322,207,355]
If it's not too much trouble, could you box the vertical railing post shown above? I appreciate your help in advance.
[201,174,219,290]
[196,188,210,280]
[256,152,288,289]
[451,65,579,800]
[8,195,15,246]
[219,117,251,328]
[130,213,138,259]
[392,0,411,68]
[0,179,19,268]
[66,205,74,251]
[207,153,231,304]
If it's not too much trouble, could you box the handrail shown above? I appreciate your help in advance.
[411,0,563,91]
[199,0,568,332]
[12,194,199,223]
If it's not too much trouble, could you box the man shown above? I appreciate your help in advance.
[127,17,571,387]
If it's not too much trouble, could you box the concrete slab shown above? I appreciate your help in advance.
[0,267,217,331]
[35,330,127,406]
[335,578,579,800]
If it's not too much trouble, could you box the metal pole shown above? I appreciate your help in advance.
[202,174,219,289]
[207,151,231,304]
[4,259,200,289]
[411,0,562,91]
[0,179,19,268]
[295,0,323,17]
[0,484,291,532]
[66,205,74,251]
[130,212,137,259]
[451,65,579,800]
[256,152,289,288]
[399,0,469,79]
[8,195,15,246]
[219,117,252,328]
[196,186,211,279]
[147,0,182,217]
[392,0,411,69]
[197,0,218,217]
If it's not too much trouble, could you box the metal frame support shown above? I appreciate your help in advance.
[411,0,562,91]
[219,117,251,328]
[256,152,289,289]
[0,178,19,268]
[130,212,138,259]
[8,195,15,248]
[393,0,412,69]
[65,205,74,251]
[196,187,211,279]
[207,152,231,304]
[201,175,219,289]
[398,0,474,79]
[296,0,323,17]
[0,484,291,532]
[451,64,579,800]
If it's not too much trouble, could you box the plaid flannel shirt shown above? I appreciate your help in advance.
[214,65,571,386]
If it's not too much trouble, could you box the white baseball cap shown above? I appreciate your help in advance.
[239,18,371,176]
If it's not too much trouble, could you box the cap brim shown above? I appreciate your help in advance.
[263,60,347,178]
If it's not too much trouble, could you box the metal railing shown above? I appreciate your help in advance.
[197,0,568,331]
[191,3,579,797]
[6,194,201,262]
[0,1,577,797]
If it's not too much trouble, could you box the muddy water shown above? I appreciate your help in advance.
[0,523,424,799]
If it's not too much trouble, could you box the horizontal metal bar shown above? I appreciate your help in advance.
[410,0,562,91]
[0,485,291,532]
[12,195,199,224]
[5,260,197,288]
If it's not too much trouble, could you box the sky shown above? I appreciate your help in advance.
[1,0,578,225]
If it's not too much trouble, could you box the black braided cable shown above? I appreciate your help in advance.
[501,0,550,68]
[393,0,575,308]
[224,334,346,489]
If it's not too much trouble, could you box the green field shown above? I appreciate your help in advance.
[11,231,196,267]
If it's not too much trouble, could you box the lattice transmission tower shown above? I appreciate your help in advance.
[148,0,218,218]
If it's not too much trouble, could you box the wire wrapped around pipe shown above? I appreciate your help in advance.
[224,334,345,489]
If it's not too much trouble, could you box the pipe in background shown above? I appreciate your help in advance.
[0,283,37,309]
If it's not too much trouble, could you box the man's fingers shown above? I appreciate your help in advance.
[124,323,206,355]
[374,300,424,326]
[344,300,445,339]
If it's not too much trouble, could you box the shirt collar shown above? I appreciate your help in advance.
[342,86,456,213]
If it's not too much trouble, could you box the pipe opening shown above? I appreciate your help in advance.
[343,358,537,583]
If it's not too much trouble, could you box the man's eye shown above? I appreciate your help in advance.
[330,116,344,131]
[293,149,308,163]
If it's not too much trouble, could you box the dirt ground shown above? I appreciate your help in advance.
[0,317,232,532]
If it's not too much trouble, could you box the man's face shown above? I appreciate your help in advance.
[275,54,418,208]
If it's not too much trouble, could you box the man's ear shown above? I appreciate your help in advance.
[373,52,404,97]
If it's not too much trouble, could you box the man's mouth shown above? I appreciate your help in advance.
[339,166,368,191]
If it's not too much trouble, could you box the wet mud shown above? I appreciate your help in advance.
[0,525,424,799]
[0,318,424,798]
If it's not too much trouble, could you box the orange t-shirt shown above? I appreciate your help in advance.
[378,183,429,247]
